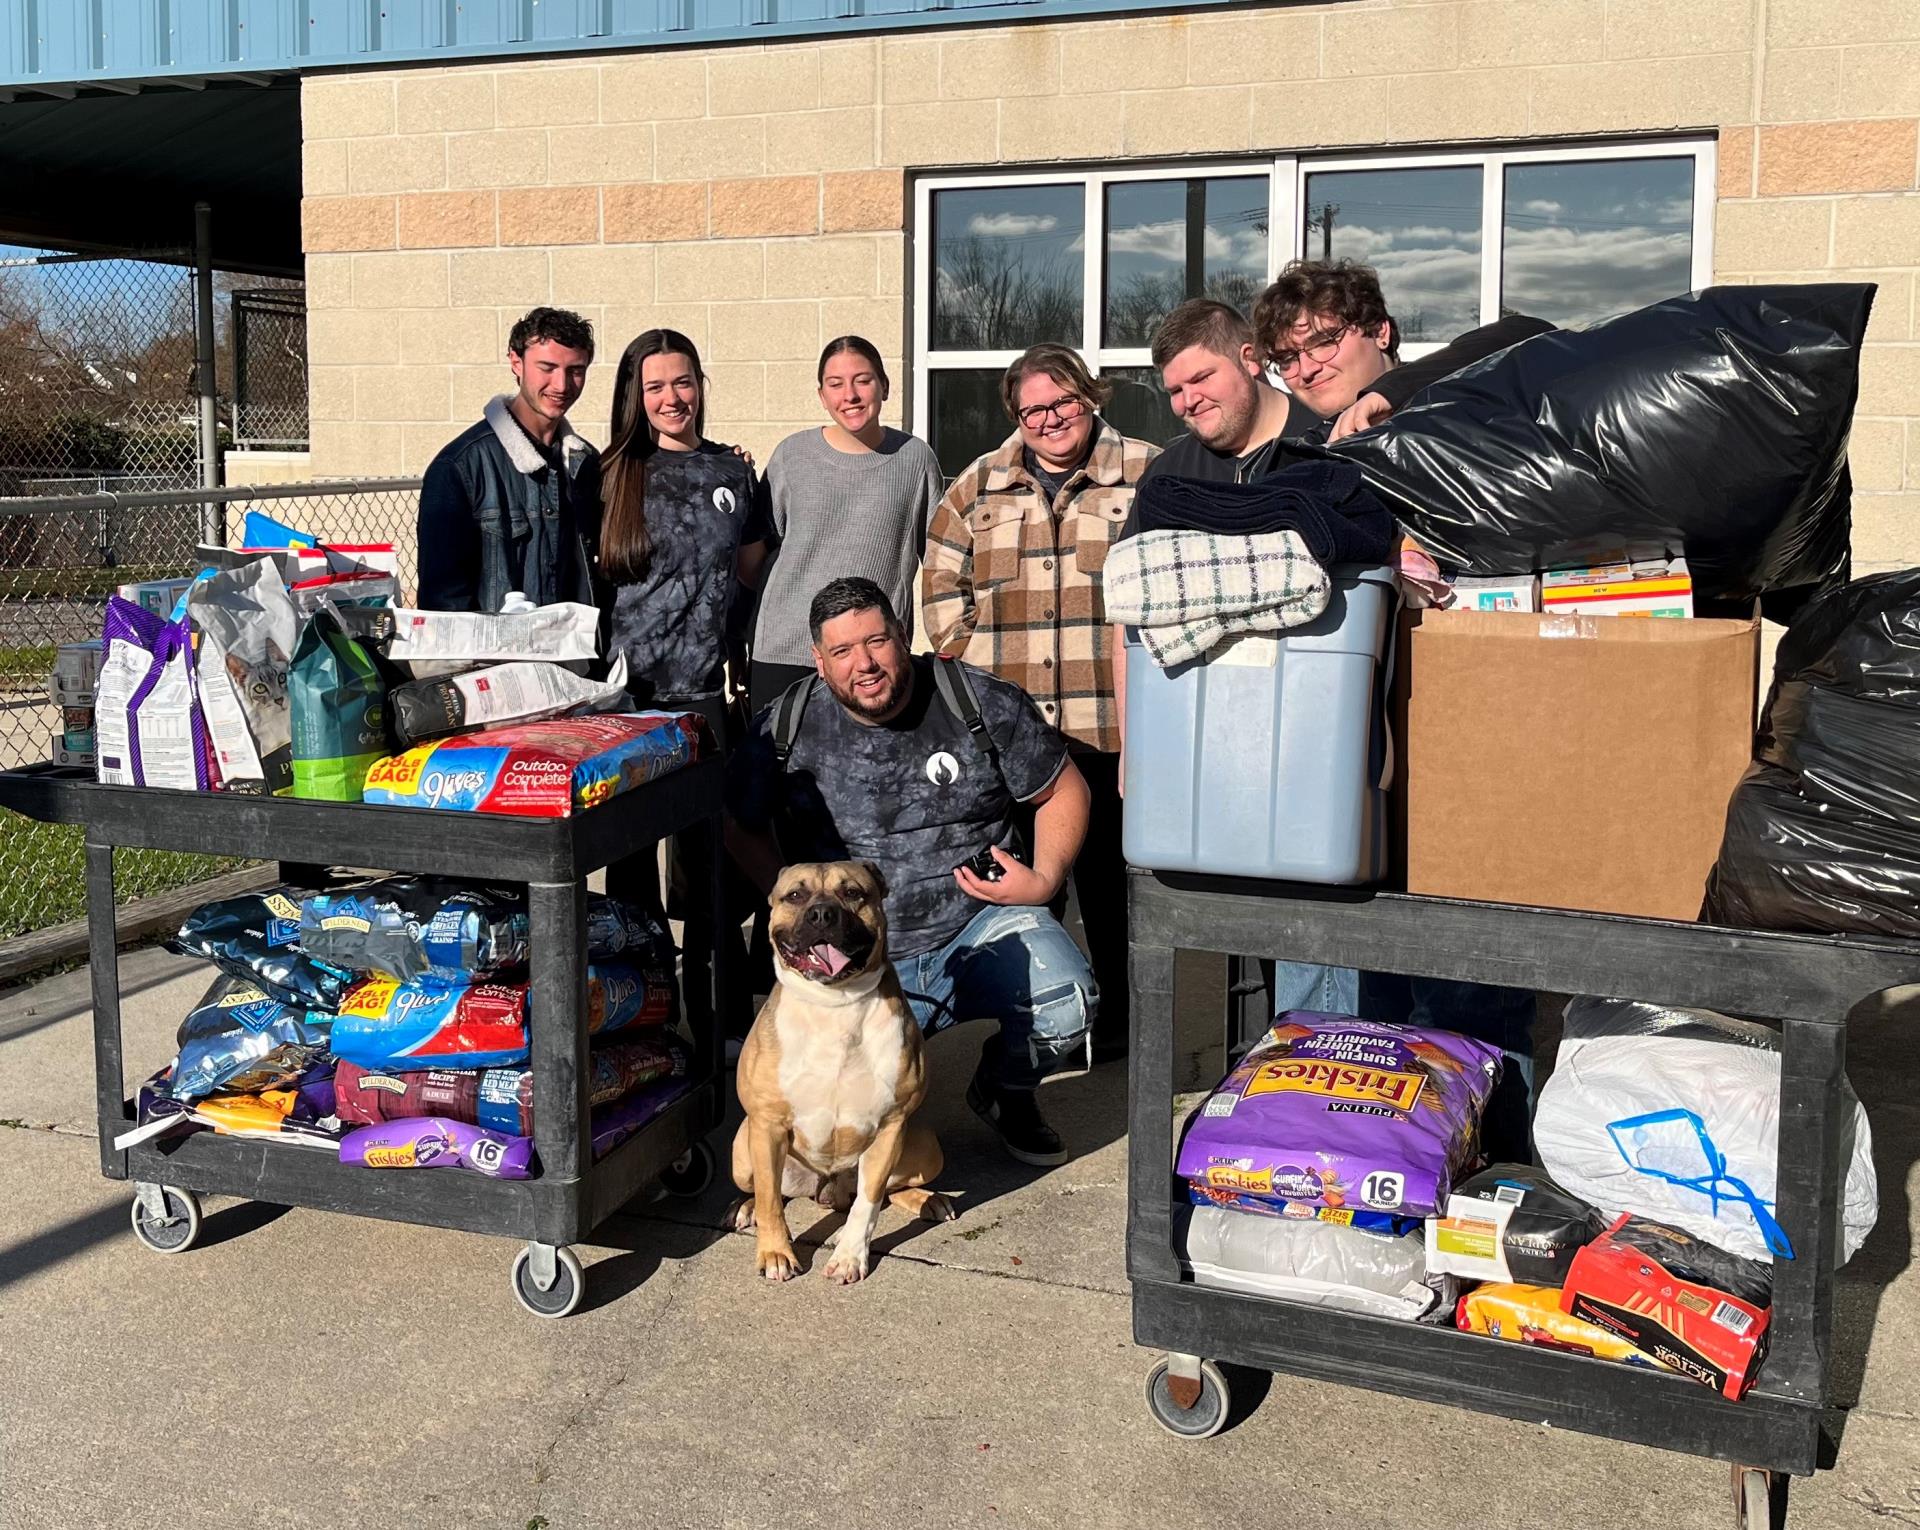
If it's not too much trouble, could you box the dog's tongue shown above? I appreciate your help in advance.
[811,943,852,978]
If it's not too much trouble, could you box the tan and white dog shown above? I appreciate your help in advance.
[731,860,953,1283]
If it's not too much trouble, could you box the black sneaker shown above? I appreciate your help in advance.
[966,1062,1068,1168]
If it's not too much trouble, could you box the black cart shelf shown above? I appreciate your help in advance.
[1127,867,1920,1528]
[0,759,730,1319]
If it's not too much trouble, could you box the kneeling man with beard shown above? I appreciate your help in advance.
[727,576,1097,1168]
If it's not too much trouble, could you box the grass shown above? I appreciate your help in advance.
[0,645,56,681]
[0,564,191,600]
[0,818,250,940]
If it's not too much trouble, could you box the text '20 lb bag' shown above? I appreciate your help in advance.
[1336,285,1874,602]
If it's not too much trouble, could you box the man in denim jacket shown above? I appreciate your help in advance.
[417,306,602,612]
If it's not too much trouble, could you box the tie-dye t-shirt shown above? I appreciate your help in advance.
[728,658,1069,958]
[606,442,772,702]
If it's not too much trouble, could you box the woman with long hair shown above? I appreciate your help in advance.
[746,335,944,716]
[599,327,770,1038]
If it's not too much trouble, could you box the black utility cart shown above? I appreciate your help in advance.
[0,759,729,1320]
[1127,868,1917,1529]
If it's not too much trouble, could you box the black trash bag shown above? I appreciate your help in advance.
[1704,568,1920,935]
[1334,284,1874,602]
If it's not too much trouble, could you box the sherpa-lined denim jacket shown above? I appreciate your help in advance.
[417,394,602,612]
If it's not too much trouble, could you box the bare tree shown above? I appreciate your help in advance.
[934,236,1080,351]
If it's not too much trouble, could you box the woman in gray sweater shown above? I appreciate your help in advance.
[747,335,945,715]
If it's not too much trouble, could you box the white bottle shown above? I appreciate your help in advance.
[498,590,537,614]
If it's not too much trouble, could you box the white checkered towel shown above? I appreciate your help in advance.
[1103,528,1332,669]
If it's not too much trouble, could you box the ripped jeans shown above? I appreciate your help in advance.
[894,903,1097,1092]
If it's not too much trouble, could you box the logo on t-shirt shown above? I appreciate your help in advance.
[712,487,737,516]
[925,750,962,787]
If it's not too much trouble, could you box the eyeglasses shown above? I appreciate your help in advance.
[1270,325,1351,375]
[1016,395,1088,429]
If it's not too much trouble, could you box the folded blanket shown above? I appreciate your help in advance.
[1133,461,1394,567]
[1104,529,1332,668]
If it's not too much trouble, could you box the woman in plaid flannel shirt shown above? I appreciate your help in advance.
[921,344,1158,1062]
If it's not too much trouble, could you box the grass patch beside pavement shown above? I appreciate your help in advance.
[0,816,248,940]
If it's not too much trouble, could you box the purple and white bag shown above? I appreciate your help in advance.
[96,595,210,789]
[1176,1012,1502,1220]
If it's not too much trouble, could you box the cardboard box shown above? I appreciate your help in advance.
[1393,607,1759,921]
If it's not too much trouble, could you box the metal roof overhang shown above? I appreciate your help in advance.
[0,77,300,273]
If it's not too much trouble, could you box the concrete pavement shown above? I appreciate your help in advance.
[2,947,1918,1530]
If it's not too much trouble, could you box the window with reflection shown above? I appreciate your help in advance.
[930,184,1084,352]
[1502,158,1694,327]
[1103,176,1269,347]
[1300,167,1482,342]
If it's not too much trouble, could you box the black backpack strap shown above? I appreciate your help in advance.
[930,655,999,771]
[769,674,816,767]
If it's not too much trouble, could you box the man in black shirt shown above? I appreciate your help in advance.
[729,577,1097,1168]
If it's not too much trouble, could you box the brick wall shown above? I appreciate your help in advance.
[301,0,1920,572]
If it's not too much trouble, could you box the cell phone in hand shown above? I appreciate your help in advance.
[956,845,1018,883]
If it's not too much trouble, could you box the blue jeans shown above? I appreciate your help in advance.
[894,903,1097,1092]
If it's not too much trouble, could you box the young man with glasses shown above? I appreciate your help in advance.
[922,343,1158,1064]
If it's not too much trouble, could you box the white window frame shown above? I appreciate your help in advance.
[911,136,1715,444]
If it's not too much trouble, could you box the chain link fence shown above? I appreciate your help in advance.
[0,480,420,941]
[0,245,205,496]
[231,284,309,448]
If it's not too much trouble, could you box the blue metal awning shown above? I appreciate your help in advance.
[0,0,1252,92]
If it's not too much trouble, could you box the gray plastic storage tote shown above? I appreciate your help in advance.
[1121,565,1397,883]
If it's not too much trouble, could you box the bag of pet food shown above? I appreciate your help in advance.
[331,1061,483,1128]
[585,896,675,964]
[1185,1181,1415,1237]
[188,557,299,795]
[328,976,530,1072]
[168,972,332,1101]
[95,595,210,790]
[299,879,530,982]
[1425,1163,1605,1285]
[580,959,676,1035]
[288,569,397,618]
[339,1117,534,1179]
[1562,1214,1773,1399]
[589,1074,697,1161]
[170,889,355,1012]
[1177,1203,1456,1320]
[478,1036,690,1137]
[361,713,701,817]
[289,603,395,801]
[387,656,629,747]
[1456,1283,1672,1371]
[1175,1012,1502,1220]
[364,602,602,667]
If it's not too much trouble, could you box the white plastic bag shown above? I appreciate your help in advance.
[1177,1204,1454,1320]
[1535,997,1877,1266]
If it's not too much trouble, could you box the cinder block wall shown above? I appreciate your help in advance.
[301,0,1920,573]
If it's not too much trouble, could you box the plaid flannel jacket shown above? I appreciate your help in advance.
[921,419,1158,752]
[1102,527,1333,669]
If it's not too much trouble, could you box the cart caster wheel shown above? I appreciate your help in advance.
[510,1245,585,1319]
[129,1185,201,1255]
[1145,1357,1231,1440]
[659,1140,716,1198]
[1733,1466,1776,1530]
